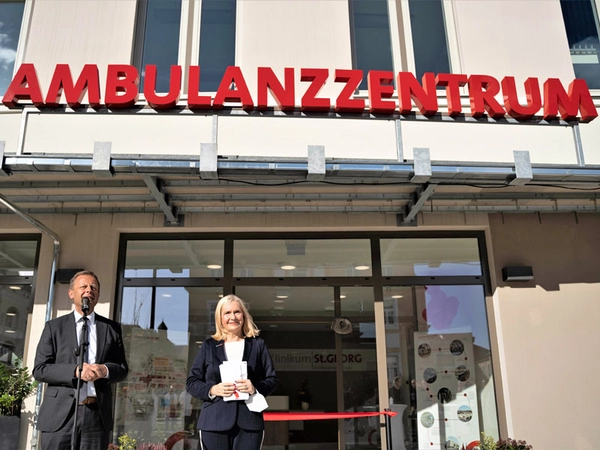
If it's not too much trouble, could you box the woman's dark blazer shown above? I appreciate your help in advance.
[186,336,278,432]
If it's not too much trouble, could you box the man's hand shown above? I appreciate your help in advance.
[78,363,108,381]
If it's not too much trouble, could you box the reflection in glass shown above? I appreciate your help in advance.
[0,284,33,363]
[125,240,224,278]
[350,0,394,90]
[136,0,182,93]
[0,1,25,96]
[340,287,378,448]
[198,0,236,92]
[385,285,499,449]
[380,238,482,276]
[0,239,39,276]
[560,0,600,89]
[117,286,221,444]
[409,0,451,81]
[234,239,372,277]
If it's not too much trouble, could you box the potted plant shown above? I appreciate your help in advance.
[479,433,533,450]
[0,357,37,450]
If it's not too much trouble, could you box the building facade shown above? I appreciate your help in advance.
[1,1,600,449]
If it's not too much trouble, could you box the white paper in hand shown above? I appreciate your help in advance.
[245,392,269,412]
[219,361,249,401]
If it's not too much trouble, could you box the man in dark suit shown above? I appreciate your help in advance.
[33,270,128,450]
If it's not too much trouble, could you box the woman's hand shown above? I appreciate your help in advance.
[210,382,237,398]
[235,378,256,395]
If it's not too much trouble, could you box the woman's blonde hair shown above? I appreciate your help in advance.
[212,294,260,341]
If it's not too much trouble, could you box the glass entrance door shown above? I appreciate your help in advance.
[237,285,378,450]
[384,285,499,450]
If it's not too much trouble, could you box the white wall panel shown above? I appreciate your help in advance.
[401,121,578,164]
[452,0,575,84]
[24,0,137,92]
[218,116,398,159]
[236,0,353,101]
[0,111,24,154]
[579,116,600,164]
[22,113,214,156]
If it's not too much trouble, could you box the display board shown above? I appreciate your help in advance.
[414,332,480,450]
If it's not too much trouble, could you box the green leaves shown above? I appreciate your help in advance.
[0,358,37,417]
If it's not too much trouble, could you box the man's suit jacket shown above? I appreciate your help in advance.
[33,312,129,432]
[186,337,278,431]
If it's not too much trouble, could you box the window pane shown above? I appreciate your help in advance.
[350,0,394,90]
[199,0,236,91]
[117,286,222,444]
[138,0,182,93]
[380,238,482,276]
[238,286,339,446]
[409,0,450,81]
[560,0,600,89]
[124,240,224,278]
[234,239,372,277]
[340,286,379,449]
[0,284,33,363]
[0,239,38,276]
[385,285,499,449]
[0,1,25,96]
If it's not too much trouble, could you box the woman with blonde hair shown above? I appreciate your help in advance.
[187,294,278,450]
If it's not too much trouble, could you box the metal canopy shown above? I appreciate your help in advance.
[0,155,599,224]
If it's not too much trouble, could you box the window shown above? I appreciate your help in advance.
[116,233,495,448]
[560,0,600,89]
[0,0,25,96]
[409,0,451,81]
[0,236,40,363]
[198,0,236,92]
[134,0,182,93]
[133,0,237,93]
[350,0,394,90]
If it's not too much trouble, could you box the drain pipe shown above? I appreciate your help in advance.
[0,194,60,450]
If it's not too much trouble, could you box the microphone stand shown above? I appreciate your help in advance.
[71,302,89,450]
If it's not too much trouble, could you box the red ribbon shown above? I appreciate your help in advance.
[264,410,397,421]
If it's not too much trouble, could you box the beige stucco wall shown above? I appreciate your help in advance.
[22,0,137,92]
[489,213,600,450]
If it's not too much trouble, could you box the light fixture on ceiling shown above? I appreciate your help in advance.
[276,288,290,299]
[340,294,347,299]
[161,293,172,298]
[274,299,285,303]
[207,264,222,270]
[391,294,403,299]
[354,265,370,271]
[6,329,16,334]
[6,311,16,317]
[280,264,296,270]
[9,286,22,290]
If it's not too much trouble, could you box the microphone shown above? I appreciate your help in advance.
[81,297,90,314]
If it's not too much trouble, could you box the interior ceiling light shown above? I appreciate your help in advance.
[207,264,222,269]
[274,299,285,303]
[280,264,296,270]
[354,265,370,271]
[9,286,22,290]
[6,312,17,316]
[391,294,404,299]
[6,329,16,333]
[161,293,172,298]
[340,295,347,299]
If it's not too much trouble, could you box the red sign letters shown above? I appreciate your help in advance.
[2,63,597,122]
